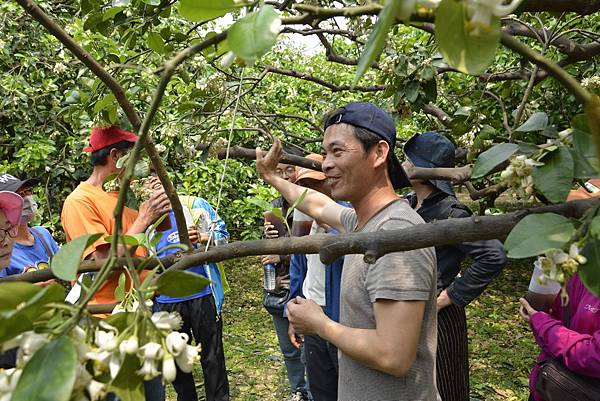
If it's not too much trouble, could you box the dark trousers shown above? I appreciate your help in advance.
[158,296,230,401]
[437,303,469,401]
[304,335,338,401]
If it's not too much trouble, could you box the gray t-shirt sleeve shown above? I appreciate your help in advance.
[340,208,357,233]
[365,218,435,303]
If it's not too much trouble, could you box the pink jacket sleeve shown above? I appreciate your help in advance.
[530,312,600,378]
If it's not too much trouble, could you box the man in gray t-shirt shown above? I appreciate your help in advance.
[256,102,438,401]
[338,203,437,400]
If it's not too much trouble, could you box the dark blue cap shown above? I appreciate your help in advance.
[403,132,455,195]
[323,102,410,189]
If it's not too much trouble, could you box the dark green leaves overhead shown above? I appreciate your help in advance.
[435,0,501,75]
[504,213,575,259]
[178,0,240,22]
[531,146,574,204]
[471,143,519,179]
[12,336,78,401]
[228,5,281,63]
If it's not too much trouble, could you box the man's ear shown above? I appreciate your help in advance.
[109,148,122,164]
[372,140,390,168]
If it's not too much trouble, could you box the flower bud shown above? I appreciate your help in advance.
[119,336,139,355]
[162,354,177,383]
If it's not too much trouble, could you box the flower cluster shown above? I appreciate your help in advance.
[534,244,587,285]
[581,76,600,92]
[0,311,199,401]
[130,177,153,203]
[466,0,523,35]
[500,155,542,200]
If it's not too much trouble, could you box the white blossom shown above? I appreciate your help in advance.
[151,311,183,331]
[86,380,106,401]
[175,344,200,373]
[94,330,118,352]
[165,332,188,357]
[467,0,524,35]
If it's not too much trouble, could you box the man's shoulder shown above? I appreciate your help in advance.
[374,199,425,229]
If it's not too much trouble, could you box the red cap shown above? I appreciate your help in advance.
[83,126,139,153]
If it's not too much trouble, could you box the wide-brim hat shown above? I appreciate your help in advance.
[0,191,23,226]
[324,102,411,190]
[295,154,326,183]
[404,132,455,195]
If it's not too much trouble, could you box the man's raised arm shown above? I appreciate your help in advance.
[256,139,346,232]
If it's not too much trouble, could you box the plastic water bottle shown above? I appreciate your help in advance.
[263,263,276,291]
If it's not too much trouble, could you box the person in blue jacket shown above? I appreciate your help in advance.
[287,157,349,401]
[147,177,230,401]
[0,173,59,278]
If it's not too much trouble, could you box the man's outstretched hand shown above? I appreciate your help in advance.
[256,138,283,183]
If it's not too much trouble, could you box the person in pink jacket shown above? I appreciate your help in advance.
[519,274,600,400]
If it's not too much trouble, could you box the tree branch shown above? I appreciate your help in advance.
[5,198,598,285]
[421,103,454,128]
[263,65,386,92]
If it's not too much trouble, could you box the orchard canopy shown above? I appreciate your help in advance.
[2,0,600,400]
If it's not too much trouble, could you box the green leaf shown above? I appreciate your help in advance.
[471,143,519,179]
[354,0,400,83]
[515,112,548,132]
[435,0,501,75]
[247,197,272,211]
[405,81,420,103]
[573,129,599,175]
[178,0,239,21]
[228,5,281,63]
[271,207,284,221]
[532,146,574,203]
[147,31,165,54]
[12,337,77,401]
[105,233,146,247]
[581,239,600,298]
[156,270,211,297]
[116,152,130,169]
[50,233,103,281]
[93,93,116,114]
[591,216,600,239]
[109,354,144,401]
[0,283,64,344]
[103,6,125,21]
[570,148,597,180]
[114,272,126,302]
[287,189,308,219]
[504,213,575,259]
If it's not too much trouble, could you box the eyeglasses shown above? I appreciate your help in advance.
[0,225,18,243]
[275,166,296,177]
[16,187,33,197]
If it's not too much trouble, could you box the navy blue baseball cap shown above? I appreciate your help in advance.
[403,132,455,195]
[323,102,411,189]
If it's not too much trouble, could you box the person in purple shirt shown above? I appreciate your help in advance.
[519,273,600,401]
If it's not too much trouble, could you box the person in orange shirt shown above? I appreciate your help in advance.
[61,125,171,305]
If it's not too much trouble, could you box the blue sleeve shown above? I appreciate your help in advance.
[289,254,307,300]
[192,198,229,241]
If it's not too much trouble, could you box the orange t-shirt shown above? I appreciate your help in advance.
[61,182,147,305]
